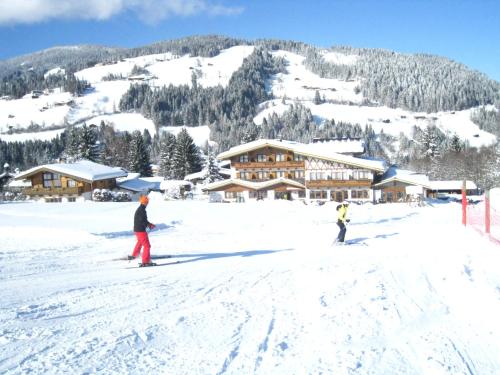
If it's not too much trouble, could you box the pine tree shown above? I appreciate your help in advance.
[204,148,224,183]
[173,128,201,179]
[63,126,81,161]
[128,130,152,177]
[78,123,99,162]
[158,132,176,179]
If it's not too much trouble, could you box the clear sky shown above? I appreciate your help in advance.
[0,0,499,81]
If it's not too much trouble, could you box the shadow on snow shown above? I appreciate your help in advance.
[152,248,293,267]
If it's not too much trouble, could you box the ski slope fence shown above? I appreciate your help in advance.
[465,191,500,245]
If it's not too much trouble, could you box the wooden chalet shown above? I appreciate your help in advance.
[203,139,386,202]
[372,167,431,203]
[14,160,127,202]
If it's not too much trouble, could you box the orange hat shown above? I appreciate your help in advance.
[139,195,149,205]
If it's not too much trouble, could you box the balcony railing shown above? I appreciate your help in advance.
[306,179,372,188]
[233,161,305,169]
[23,187,83,196]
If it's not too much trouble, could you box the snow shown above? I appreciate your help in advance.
[87,112,157,136]
[15,160,127,182]
[430,180,478,191]
[161,125,212,147]
[44,67,65,79]
[1,199,499,374]
[269,51,362,104]
[75,46,254,88]
[254,100,497,149]
[321,50,359,66]
[1,46,496,150]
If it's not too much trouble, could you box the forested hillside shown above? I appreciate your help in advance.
[1,35,499,189]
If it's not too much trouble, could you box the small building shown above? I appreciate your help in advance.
[372,167,431,203]
[428,180,478,197]
[116,174,163,201]
[14,160,128,202]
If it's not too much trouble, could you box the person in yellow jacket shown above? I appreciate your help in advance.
[335,201,350,244]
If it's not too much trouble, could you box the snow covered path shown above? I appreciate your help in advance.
[1,200,499,374]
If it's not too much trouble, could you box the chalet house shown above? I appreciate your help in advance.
[203,139,386,202]
[14,160,127,202]
[372,167,432,203]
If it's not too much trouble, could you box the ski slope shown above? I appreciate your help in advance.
[1,199,499,374]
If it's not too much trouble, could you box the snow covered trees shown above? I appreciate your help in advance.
[173,128,201,179]
[128,130,152,177]
[158,132,176,179]
[63,123,100,162]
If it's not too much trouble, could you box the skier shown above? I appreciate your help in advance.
[334,201,350,245]
[129,195,156,266]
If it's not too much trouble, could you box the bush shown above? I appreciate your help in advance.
[92,189,131,202]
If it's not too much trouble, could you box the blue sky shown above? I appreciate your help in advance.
[0,0,499,81]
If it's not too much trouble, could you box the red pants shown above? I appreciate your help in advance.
[132,231,151,263]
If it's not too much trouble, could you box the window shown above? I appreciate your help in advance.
[295,170,304,178]
[332,190,348,202]
[332,172,343,180]
[310,172,323,180]
[68,197,76,202]
[353,170,372,180]
[276,153,285,162]
[250,190,268,200]
[43,173,61,188]
[225,191,238,199]
[294,154,304,161]
[239,155,249,163]
[352,190,369,199]
[310,190,327,199]
[257,154,266,162]
[257,171,268,180]
[239,172,250,180]
[67,179,77,188]
[277,171,285,178]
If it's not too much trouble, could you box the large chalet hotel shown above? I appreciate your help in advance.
[204,139,389,203]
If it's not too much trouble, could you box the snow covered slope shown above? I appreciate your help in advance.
[1,199,499,374]
[0,44,496,149]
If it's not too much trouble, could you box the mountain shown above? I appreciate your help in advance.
[1,35,500,184]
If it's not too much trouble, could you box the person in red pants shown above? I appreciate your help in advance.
[129,195,156,266]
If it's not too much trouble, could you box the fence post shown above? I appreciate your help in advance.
[485,189,491,234]
[462,180,467,226]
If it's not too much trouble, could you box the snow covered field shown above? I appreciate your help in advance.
[1,198,499,374]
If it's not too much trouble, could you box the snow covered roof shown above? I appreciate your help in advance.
[218,139,385,172]
[373,167,431,188]
[203,178,305,192]
[159,179,192,191]
[309,139,365,154]
[117,176,163,192]
[184,170,207,181]
[218,139,301,159]
[429,180,477,191]
[15,160,128,183]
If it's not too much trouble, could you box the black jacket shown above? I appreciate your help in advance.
[134,204,151,232]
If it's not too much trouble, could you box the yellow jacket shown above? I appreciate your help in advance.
[337,204,348,223]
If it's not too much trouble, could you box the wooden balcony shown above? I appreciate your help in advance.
[233,161,305,169]
[23,186,83,196]
[306,179,372,188]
